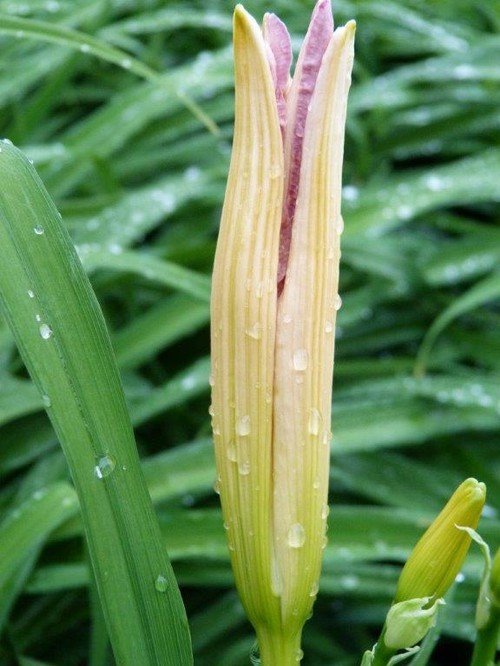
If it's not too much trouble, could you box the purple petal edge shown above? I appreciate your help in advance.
[277,0,334,290]
[263,13,292,134]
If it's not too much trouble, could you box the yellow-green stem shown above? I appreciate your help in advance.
[470,608,500,666]
[256,626,302,666]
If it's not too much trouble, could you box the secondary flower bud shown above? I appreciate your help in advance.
[395,478,486,603]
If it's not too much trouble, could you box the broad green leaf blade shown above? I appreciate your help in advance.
[0,141,192,666]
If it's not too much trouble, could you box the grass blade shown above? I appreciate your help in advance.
[0,141,192,665]
[0,14,218,135]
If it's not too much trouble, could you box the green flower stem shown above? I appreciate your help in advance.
[371,629,396,666]
[256,627,302,666]
[470,607,500,666]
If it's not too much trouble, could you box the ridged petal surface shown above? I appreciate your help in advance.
[273,21,355,625]
[210,4,284,628]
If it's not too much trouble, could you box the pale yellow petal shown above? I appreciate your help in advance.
[272,21,355,624]
[210,4,284,628]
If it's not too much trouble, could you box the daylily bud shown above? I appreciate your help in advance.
[395,478,486,603]
[210,1,355,661]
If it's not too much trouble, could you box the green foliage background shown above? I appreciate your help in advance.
[0,0,499,664]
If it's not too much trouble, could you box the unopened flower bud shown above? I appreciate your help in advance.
[395,478,486,603]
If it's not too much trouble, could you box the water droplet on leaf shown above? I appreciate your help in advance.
[39,323,53,339]
[155,575,168,593]
[94,454,116,479]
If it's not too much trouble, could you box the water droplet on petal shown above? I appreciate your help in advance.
[39,323,53,339]
[236,415,251,436]
[334,294,342,311]
[94,454,116,479]
[321,503,330,520]
[245,322,261,340]
[308,408,321,436]
[295,648,304,662]
[287,523,305,548]
[336,216,344,234]
[238,460,251,476]
[324,320,333,334]
[293,348,308,371]
[213,477,221,495]
[227,442,237,462]
[309,581,319,597]
[155,574,169,592]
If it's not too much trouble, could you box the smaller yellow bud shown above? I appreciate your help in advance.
[395,478,486,603]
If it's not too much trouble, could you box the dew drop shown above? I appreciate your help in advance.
[155,574,169,593]
[209,374,215,387]
[246,322,261,340]
[33,225,44,235]
[80,43,90,53]
[309,581,319,597]
[39,323,53,339]
[35,314,41,322]
[324,320,333,334]
[334,294,342,311]
[238,460,250,476]
[226,442,237,462]
[94,454,116,479]
[121,58,132,69]
[41,394,51,408]
[336,216,344,234]
[321,503,330,520]
[308,408,321,436]
[213,477,221,495]
[236,415,251,436]
[295,648,304,662]
[208,404,214,417]
[293,348,308,371]
[287,523,305,549]
[27,290,35,298]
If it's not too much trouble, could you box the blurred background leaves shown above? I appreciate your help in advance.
[0,0,499,664]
